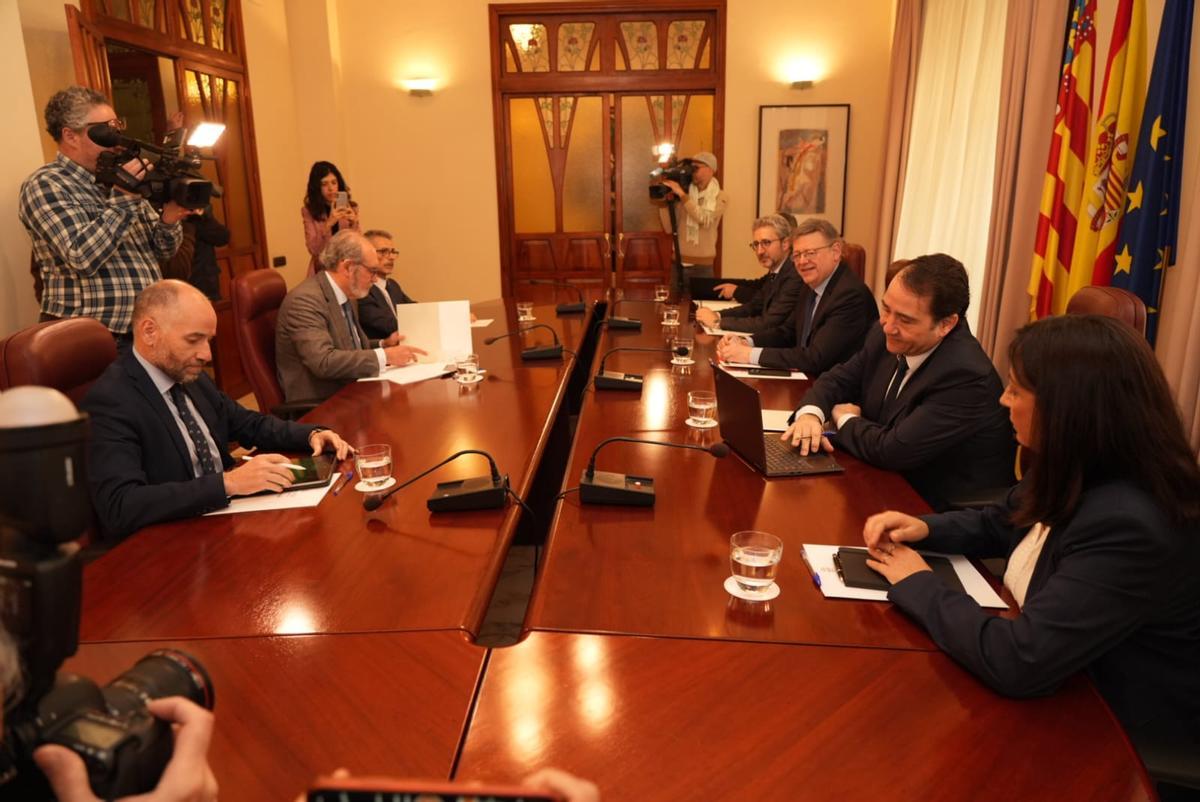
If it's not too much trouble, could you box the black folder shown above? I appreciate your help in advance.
[834,547,965,594]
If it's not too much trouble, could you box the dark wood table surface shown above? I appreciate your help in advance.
[65,630,484,801]
[526,300,967,649]
[456,631,1154,802]
[80,299,592,643]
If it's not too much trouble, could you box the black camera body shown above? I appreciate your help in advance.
[90,124,221,210]
[649,157,696,201]
[0,387,214,799]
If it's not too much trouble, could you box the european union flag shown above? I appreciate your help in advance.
[1110,0,1192,343]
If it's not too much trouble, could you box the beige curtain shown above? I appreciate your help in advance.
[870,0,924,296]
[976,0,1067,374]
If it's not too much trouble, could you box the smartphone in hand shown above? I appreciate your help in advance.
[335,191,350,210]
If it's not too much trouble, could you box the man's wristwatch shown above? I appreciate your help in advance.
[307,426,328,450]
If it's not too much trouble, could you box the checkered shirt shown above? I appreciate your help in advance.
[18,153,182,335]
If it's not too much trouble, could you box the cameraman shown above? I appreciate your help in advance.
[19,86,193,350]
[0,629,218,801]
[657,151,727,294]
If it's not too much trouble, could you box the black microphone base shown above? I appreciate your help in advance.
[427,474,510,512]
[555,302,586,315]
[579,469,655,506]
[594,371,643,391]
[521,344,564,360]
[607,316,642,330]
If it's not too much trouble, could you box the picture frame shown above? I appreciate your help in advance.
[756,104,850,232]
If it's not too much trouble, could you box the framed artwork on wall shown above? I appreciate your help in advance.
[756,104,850,232]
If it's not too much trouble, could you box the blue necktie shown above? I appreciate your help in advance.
[342,301,362,349]
[168,384,217,476]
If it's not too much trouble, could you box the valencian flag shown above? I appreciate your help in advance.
[1111,0,1192,344]
[1029,0,1096,319]
[1069,0,1145,295]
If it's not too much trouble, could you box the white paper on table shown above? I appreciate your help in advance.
[693,299,740,311]
[359,362,450,386]
[721,366,808,381]
[470,318,494,328]
[801,544,1007,608]
[698,324,754,337]
[761,409,794,431]
[204,477,334,516]
[391,300,473,362]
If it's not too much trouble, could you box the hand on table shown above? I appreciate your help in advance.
[713,282,738,300]
[717,335,751,364]
[695,307,719,328]
[383,343,427,367]
[862,510,930,550]
[781,413,833,455]
[865,542,932,585]
[309,429,354,461]
[224,454,296,496]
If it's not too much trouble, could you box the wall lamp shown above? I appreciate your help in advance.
[402,78,437,97]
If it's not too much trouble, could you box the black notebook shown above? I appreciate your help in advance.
[834,547,965,594]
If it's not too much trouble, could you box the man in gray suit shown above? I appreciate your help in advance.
[276,230,426,403]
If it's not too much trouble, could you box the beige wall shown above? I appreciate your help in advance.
[19,0,78,164]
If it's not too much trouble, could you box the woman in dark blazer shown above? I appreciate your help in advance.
[862,315,1200,800]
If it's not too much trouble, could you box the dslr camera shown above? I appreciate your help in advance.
[90,123,222,210]
[0,387,214,800]
[648,157,696,201]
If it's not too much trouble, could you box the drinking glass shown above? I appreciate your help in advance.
[454,353,481,383]
[654,284,670,302]
[356,444,393,490]
[661,305,680,327]
[686,390,717,428]
[516,301,535,321]
[729,531,783,596]
[671,335,694,365]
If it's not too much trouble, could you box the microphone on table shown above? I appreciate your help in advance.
[594,346,689,391]
[529,279,585,315]
[484,325,563,360]
[362,449,509,513]
[578,437,730,506]
[604,298,642,330]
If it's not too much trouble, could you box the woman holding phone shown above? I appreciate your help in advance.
[861,314,1200,799]
[301,161,361,276]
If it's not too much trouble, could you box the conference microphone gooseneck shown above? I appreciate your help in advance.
[605,298,642,330]
[578,437,730,506]
[484,324,567,361]
[362,449,509,513]
[529,279,586,315]
[594,346,689,391]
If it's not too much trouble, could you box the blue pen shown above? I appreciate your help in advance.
[799,546,822,589]
[331,469,354,496]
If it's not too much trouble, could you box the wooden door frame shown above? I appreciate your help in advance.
[489,0,726,298]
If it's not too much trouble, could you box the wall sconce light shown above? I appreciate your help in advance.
[781,55,825,89]
[652,142,676,164]
[790,80,815,90]
[402,78,437,97]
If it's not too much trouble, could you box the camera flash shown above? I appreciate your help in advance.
[187,122,225,148]
[653,142,675,163]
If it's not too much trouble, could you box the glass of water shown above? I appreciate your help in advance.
[356,444,393,490]
[686,390,717,428]
[661,305,680,327]
[516,301,535,321]
[729,530,783,597]
[454,353,481,383]
[654,284,670,302]
[671,335,694,365]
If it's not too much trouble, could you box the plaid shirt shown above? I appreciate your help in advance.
[19,153,182,334]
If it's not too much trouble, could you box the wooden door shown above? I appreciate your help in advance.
[67,6,114,98]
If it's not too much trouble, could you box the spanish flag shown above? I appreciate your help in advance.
[1111,0,1192,344]
[1029,0,1096,319]
[1069,0,1145,295]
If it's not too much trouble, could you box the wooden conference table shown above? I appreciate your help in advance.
[67,289,1153,801]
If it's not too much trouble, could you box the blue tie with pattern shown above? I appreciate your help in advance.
[168,383,217,476]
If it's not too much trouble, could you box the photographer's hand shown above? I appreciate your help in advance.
[161,202,199,225]
[661,179,686,200]
[33,697,218,802]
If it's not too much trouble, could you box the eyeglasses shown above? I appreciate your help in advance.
[747,238,782,251]
[793,243,837,261]
[82,117,127,132]
[375,248,399,258]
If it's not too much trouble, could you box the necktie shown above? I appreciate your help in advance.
[168,384,217,476]
[800,292,818,347]
[883,356,909,408]
[342,301,362,349]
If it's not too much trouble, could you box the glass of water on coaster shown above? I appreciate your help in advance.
[685,390,717,428]
[661,305,680,327]
[671,335,694,365]
[516,301,535,321]
[454,353,481,384]
[355,443,394,493]
[654,284,670,302]
[726,530,782,601]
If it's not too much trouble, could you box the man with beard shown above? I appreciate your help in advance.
[81,280,352,540]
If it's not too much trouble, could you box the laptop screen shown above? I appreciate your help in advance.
[713,366,769,471]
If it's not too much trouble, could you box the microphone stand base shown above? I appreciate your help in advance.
[594,371,644,391]
[521,345,564,360]
[555,302,586,315]
[579,469,655,506]
[427,474,510,512]
[607,316,642,330]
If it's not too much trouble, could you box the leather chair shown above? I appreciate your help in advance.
[231,269,317,419]
[886,258,913,288]
[841,242,866,281]
[0,317,116,404]
[1066,285,1147,336]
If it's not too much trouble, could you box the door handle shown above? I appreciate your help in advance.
[617,232,627,258]
[602,233,612,258]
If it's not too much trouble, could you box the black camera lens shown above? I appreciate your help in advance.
[103,649,214,716]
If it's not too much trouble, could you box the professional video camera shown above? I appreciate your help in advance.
[90,121,224,210]
[648,156,696,201]
[0,386,214,800]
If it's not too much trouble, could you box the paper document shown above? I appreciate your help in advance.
[698,324,753,338]
[693,299,740,311]
[470,318,494,328]
[721,366,808,381]
[392,300,473,362]
[761,409,794,432]
[801,544,1007,609]
[205,477,334,516]
[359,362,450,386]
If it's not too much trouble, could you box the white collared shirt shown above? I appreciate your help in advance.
[749,269,834,364]
[133,347,223,478]
[323,271,386,372]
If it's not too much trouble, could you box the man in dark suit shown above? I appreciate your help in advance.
[81,280,353,540]
[275,230,427,403]
[358,229,416,340]
[694,214,803,336]
[717,218,876,376]
[784,254,1015,510]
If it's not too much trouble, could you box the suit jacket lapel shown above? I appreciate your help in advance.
[122,353,195,476]
[810,263,847,328]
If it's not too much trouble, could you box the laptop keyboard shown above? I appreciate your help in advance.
[761,433,839,475]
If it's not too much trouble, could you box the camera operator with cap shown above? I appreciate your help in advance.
[657,151,727,294]
[18,86,196,350]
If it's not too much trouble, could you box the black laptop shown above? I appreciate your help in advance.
[713,367,843,478]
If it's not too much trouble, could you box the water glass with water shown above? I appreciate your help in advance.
[729,530,783,596]
[454,353,480,383]
[516,301,534,321]
[661,305,680,326]
[356,444,393,490]
[654,284,670,302]
[686,390,717,428]
[671,335,694,365]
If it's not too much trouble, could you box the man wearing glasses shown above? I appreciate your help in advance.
[717,218,877,376]
[357,229,416,340]
[275,231,427,404]
[694,214,803,336]
[19,86,193,348]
